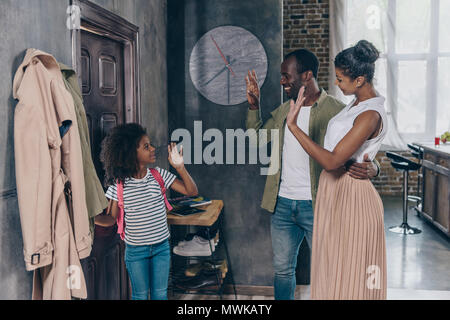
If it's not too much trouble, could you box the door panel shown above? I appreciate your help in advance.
[80,29,130,300]
[81,29,124,183]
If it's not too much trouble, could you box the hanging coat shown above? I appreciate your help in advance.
[59,63,109,241]
[13,49,91,299]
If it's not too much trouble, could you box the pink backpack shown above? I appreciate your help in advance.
[116,168,173,241]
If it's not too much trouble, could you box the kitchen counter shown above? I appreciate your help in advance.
[414,142,450,237]
[415,142,450,157]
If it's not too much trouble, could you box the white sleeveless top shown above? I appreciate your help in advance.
[323,95,388,163]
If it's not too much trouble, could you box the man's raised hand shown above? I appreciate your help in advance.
[246,69,260,109]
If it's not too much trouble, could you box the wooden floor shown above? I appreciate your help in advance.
[170,285,310,300]
[171,294,272,300]
[169,197,450,300]
[170,286,450,300]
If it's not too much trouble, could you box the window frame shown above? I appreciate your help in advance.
[384,0,449,142]
[342,0,450,143]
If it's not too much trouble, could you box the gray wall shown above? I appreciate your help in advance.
[168,0,283,287]
[0,0,168,299]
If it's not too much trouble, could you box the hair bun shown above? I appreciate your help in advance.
[354,40,379,63]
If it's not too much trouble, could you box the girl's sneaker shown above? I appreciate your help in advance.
[173,235,215,256]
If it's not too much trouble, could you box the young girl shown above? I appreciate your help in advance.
[286,40,387,299]
[100,123,198,300]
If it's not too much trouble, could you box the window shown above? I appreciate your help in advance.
[340,0,450,143]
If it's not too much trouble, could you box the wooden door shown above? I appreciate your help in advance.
[79,29,130,300]
[81,29,125,182]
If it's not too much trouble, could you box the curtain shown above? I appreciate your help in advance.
[329,0,407,151]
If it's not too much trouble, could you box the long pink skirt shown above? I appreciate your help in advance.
[311,169,387,300]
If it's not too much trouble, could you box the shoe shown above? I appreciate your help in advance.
[173,235,215,256]
[218,259,228,279]
[175,233,196,247]
[176,230,219,247]
[179,231,219,246]
[207,260,227,279]
[175,270,222,291]
[185,260,228,279]
[184,262,205,277]
[213,231,219,247]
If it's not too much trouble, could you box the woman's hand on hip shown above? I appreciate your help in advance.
[346,154,378,179]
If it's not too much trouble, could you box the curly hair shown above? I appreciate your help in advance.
[100,123,147,186]
[334,40,380,83]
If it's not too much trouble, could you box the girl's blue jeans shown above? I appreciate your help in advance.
[124,239,171,300]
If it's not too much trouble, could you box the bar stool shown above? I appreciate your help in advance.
[407,143,424,215]
[386,152,422,235]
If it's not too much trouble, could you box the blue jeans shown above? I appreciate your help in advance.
[125,239,171,300]
[271,196,314,300]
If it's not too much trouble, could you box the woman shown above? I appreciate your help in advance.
[286,40,387,299]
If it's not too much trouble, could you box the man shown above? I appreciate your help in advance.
[245,49,379,300]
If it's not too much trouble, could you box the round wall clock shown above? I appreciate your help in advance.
[189,25,268,106]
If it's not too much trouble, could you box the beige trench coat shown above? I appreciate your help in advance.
[13,49,92,299]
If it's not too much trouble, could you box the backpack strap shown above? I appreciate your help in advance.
[149,168,173,212]
[116,180,125,241]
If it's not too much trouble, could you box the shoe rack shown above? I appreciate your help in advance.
[167,200,237,299]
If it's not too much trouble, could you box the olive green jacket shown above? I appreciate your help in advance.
[246,89,345,213]
[60,63,109,239]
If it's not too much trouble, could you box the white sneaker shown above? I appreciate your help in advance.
[177,237,217,248]
[176,233,196,247]
[176,233,217,248]
[173,235,215,256]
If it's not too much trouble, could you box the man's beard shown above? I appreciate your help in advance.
[288,82,304,100]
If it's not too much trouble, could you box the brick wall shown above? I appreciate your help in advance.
[283,0,411,197]
[283,0,330,90]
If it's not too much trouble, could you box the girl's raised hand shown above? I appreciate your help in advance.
[168,142,184,169]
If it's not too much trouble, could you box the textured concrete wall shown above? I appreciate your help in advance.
[0,0,73,300]
[0,0,168,299]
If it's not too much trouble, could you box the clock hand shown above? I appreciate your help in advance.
[203,58,237,87]
[227,55,231,104]
[210,35,236,77]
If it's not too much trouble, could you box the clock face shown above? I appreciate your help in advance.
[189,26,268,106]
